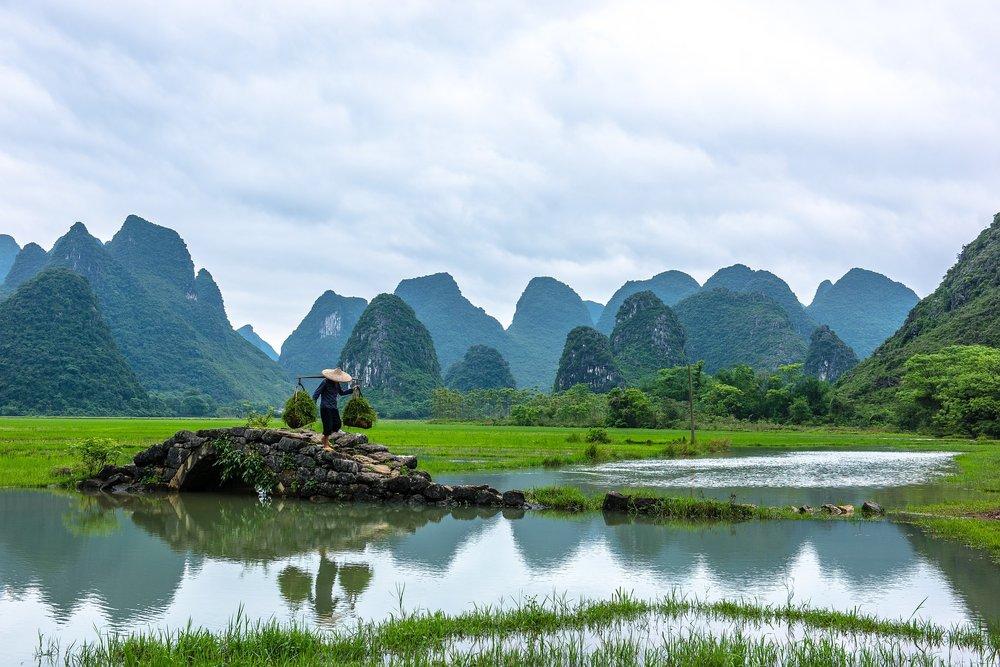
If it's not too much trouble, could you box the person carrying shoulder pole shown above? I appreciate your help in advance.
[313,368,355,451]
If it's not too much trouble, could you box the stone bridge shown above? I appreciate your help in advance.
[81,427,526,508]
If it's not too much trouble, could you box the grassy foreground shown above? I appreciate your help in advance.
[0,416,982,486]
[43,591,1000,666]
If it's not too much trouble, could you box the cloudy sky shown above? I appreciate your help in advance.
[2,1,999,347]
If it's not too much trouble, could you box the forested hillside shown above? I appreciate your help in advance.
[839,213,1000,417]
[596,270,699,334]
[554,326,622,393]
[674,289,807,372]
[0,269,153,415]
[803,325,858,382]
[0,216,290,410]
[339,293,442,418]
[609,291,686,383]
[807,268,918,358]
[444,345,516,391]
[395,272,508,370]
[703,264,815,338]
[280,290,367,379]
[506,277,593,389]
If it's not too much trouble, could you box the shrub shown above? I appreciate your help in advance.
[245,407,274,429]
[71,438,124,477]
[606,387,658,428]
[585,428,611,444]
[282,390,317,429]
[565,433,582,443]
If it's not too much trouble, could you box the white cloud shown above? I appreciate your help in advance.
[1,0,999,348]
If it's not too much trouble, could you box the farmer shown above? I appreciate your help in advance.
[313,368,354,450]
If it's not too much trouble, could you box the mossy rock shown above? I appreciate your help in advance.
[343,389,378,429]
[282,389,317,429]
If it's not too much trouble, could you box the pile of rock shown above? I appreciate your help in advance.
[80,427,526,508]
[794,501,885,516]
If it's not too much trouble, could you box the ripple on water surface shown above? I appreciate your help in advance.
[577,450,957,488]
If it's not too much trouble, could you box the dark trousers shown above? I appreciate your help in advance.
[320,407,342,436]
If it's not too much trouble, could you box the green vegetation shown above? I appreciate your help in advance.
[444,344,516,391]
[807,267,918,359]
[897,345,1000,437]
[0,241,46,294]
[395,272,509,370]
[214,437,277,492]
[1,217,291,412]
[0,269,154,415]
[803,324,858,382]
[609,290,686,383]
[50,591,1000,665]
[278,290,368,379]
[281,390,317,429]
[506,276,593,390]
[595,269,700,334]
[342,389,378,429]
[839,213,1000,421]
[66,437,124,478]
[339,293,442,418]
[553,326,622,392]
[526,487,786,521]
[606,387,658,428]
[703,263,815,338]
[674,288,807,373]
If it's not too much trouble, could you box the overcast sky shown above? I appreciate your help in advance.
[2,1,999,348]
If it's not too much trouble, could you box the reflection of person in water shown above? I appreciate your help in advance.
[315,548,340,621]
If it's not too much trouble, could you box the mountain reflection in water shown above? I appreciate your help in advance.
[1,489,998,661]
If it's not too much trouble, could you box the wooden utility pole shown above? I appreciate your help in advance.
[687,362,696,445]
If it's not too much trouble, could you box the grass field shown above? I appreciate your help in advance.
[0,416,983,487]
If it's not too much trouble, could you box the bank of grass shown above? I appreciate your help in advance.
[50,591,1000,666]
[4,416,975,488]
[526,485,804,521]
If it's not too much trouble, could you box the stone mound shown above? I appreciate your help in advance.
[81,427,526,508]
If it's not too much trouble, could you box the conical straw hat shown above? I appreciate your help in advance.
[322,368,353,383]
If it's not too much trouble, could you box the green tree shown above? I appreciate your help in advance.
[788,396,812,424]
[606,387,658,428]
[897,345,1000,436]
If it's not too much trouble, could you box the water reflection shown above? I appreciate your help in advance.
[439,449,970,508]
[1,489,998,662]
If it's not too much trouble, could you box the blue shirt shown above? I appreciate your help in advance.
[312,379,352,410]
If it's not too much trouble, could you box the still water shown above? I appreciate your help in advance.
[2,485,998,663]
[440,449,964,508]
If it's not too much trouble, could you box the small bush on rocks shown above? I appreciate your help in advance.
[72,438,124,477]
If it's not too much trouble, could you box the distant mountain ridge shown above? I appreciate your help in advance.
[596,270,700,334]
[675,288,807,372]
[0,235,18,282]
[0,216,290,408]
[807,268,918,358]
[238,325,279,361]
[506,276,593,390]
[394,272,508,370]
[280,290,367,379]
[702,264,815,339]
[339,293,441,418]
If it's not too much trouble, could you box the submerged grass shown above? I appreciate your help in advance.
[51,591,1000,666]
